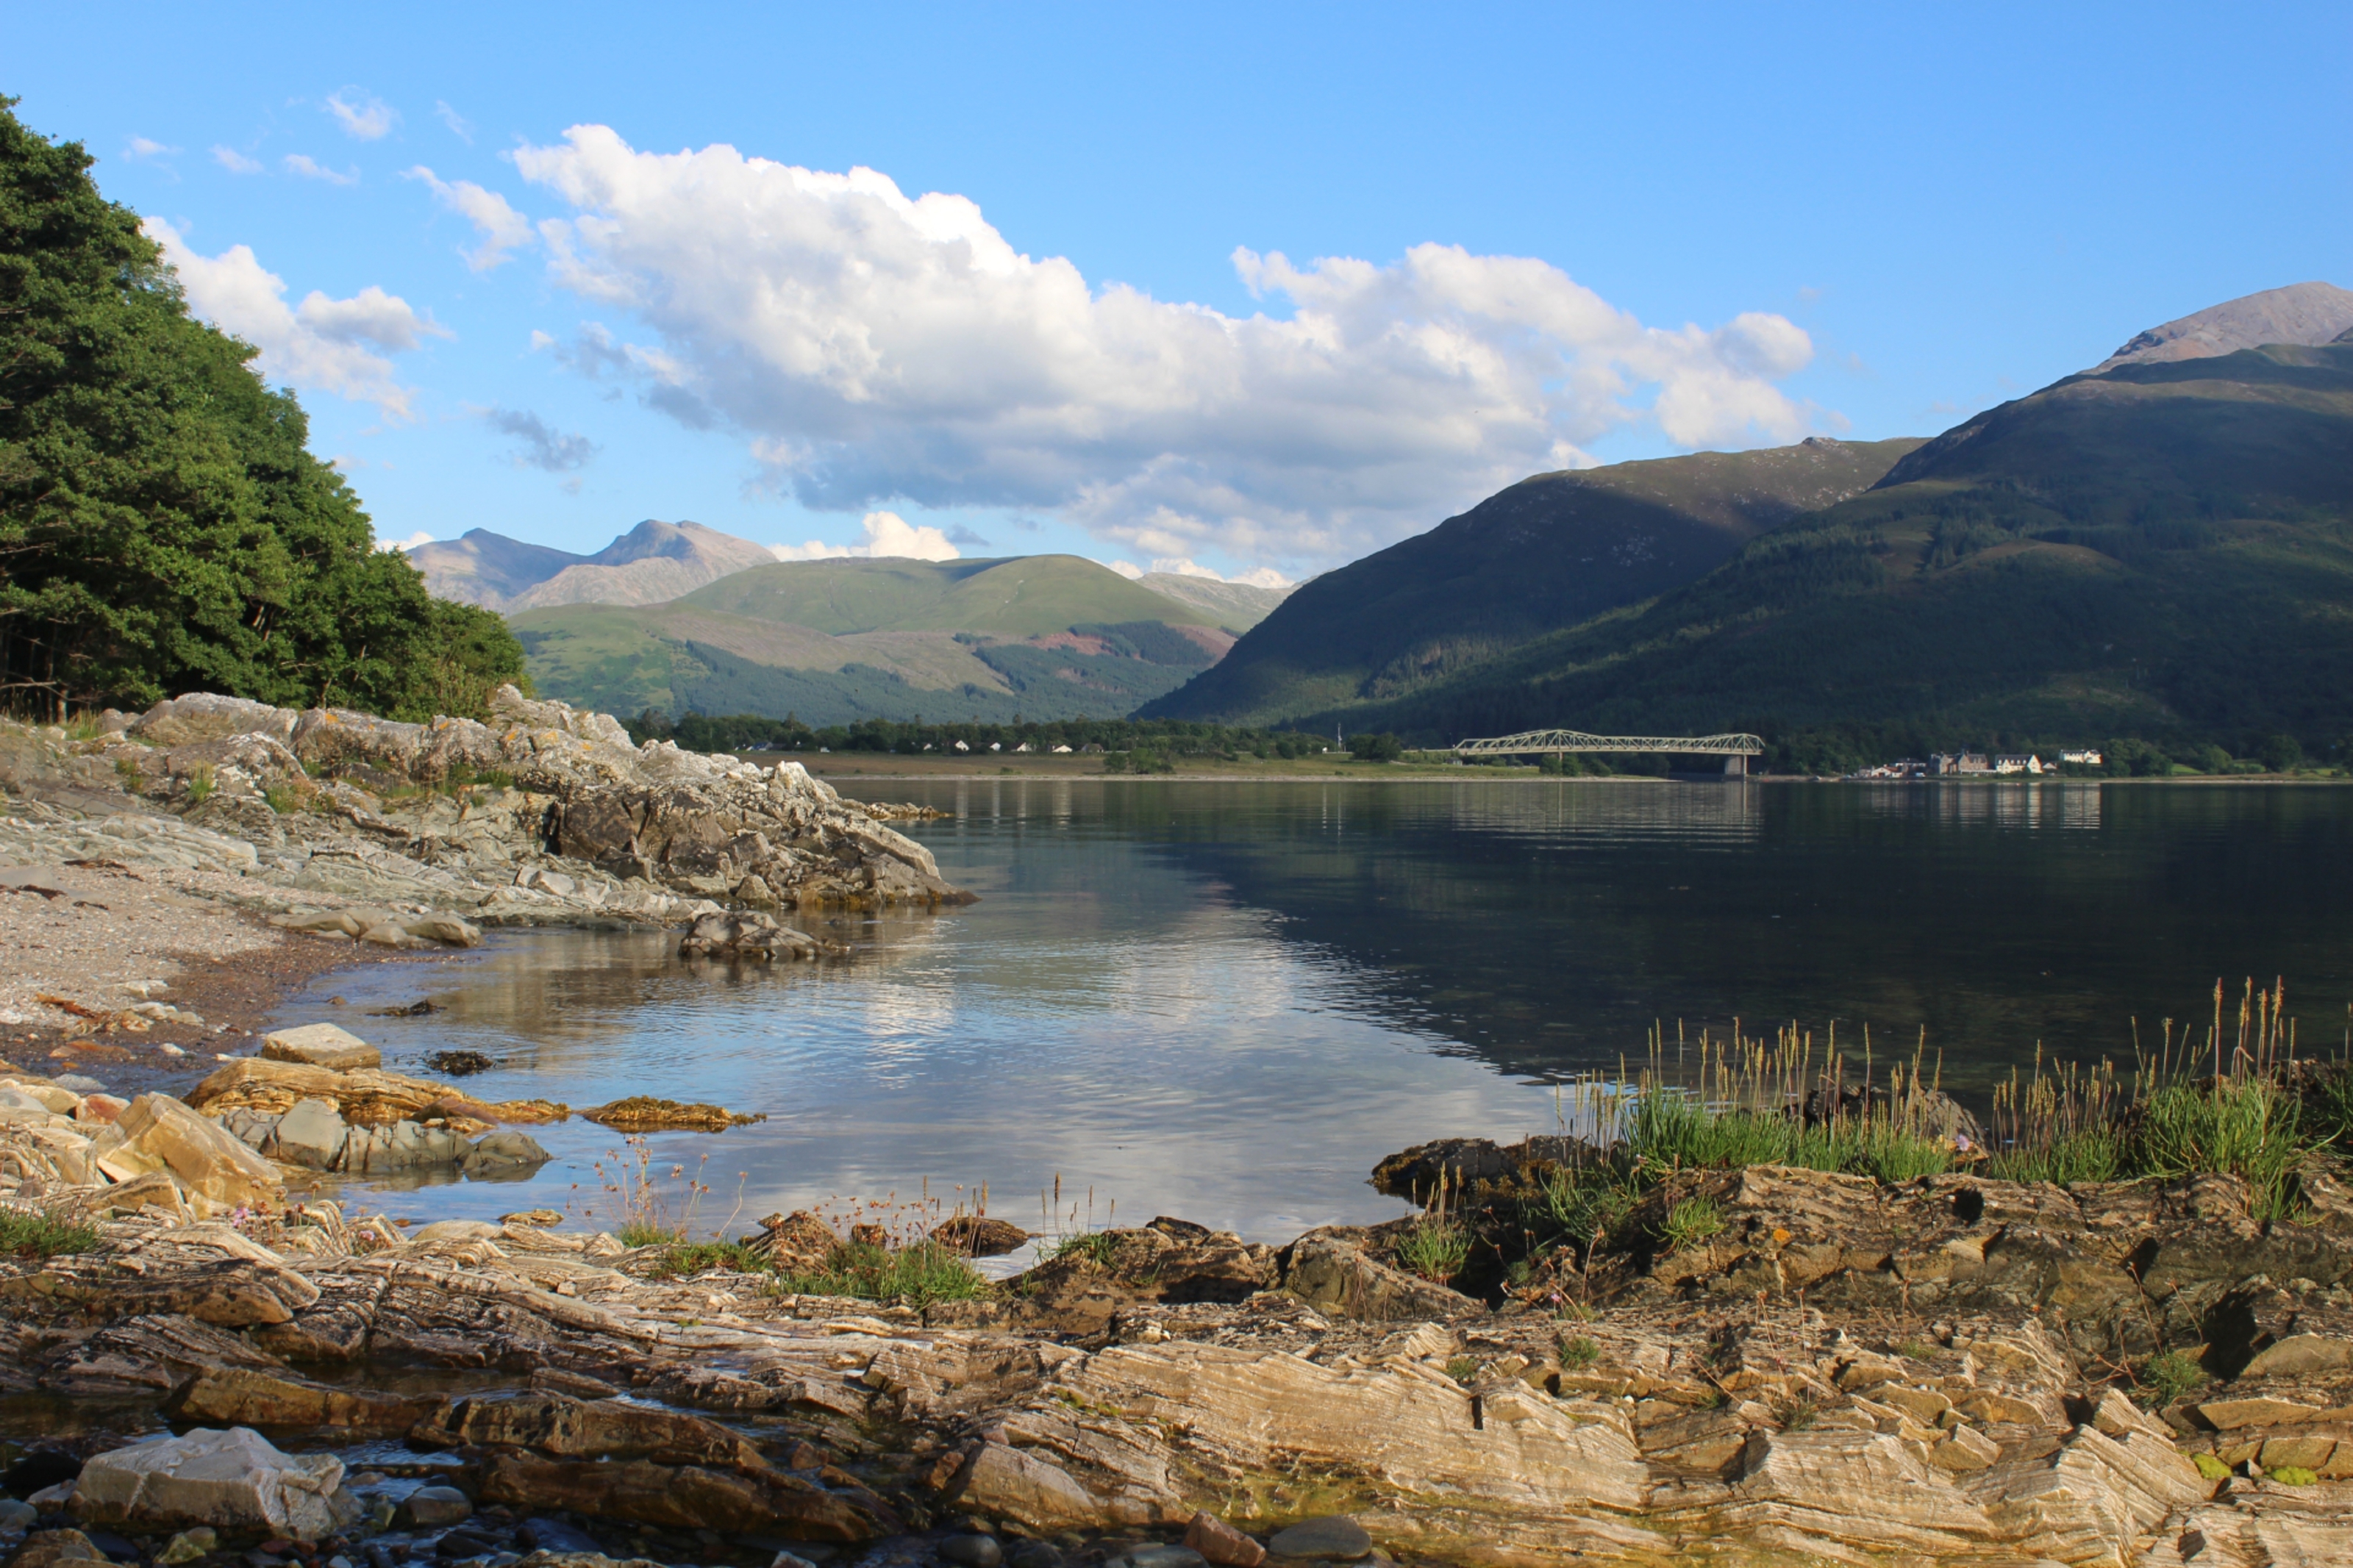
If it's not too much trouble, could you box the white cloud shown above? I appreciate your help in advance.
[1149,556,1292,588]
[435,101,474,143]
[1100,559,1145,580]
[510,126,1828,571]
[376,530,434,552]
[124,137,179,161]
[213,146,263,174]
[283,154,358,186]
[405,167,532,270]
[325,89,397,140]
[143,218,444,419]
[768,510,960,562]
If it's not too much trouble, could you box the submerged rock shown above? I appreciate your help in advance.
[584,1097,763,1132]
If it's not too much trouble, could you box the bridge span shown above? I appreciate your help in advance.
[1451,728,1765,776]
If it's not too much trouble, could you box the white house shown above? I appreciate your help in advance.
[1991,754,2043,775]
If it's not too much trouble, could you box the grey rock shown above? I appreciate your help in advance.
[939,1536,1003,1568]
[464,1131,552,1176]
[0,1498,37,1532]
[1110,1550,1204,1568]
[1267,1519,1371,1561]
[267,1098,350,1170]
[2095,281,2353,372]
[398,1488,473,1529]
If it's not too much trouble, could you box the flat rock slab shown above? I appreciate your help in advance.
[1267,1517,1372,1561]
[262,1023,381,1071]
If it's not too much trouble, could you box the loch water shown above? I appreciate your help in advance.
[279,778,2353,1245]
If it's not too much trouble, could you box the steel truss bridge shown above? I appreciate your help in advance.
[1452,728,1765,775]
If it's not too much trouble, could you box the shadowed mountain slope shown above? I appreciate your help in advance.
[1141,437,1923,727]
[1315,329,2353,760]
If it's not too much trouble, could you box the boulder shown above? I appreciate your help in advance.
[265,1099,349,1170]
[932,1216,1032,1257]
[71,1428,346,1542]
[114,1095,282,1212]
[163,1367,435,1438]
[1266,1517,1371,1561]
[951,1443,1118,1533]
[1182,1512,1267,1568]
[340,1120,466,1173]
[1277,1231,1481,1322]
[260,1025,380,1072]
[464,1130,552,1175]
[415,1392,771,1471]
[128,695,298,747]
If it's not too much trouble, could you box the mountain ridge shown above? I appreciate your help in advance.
[411,520,777,612]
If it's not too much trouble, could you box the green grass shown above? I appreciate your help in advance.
[1626,1090,1957,1183]
[0,1207,100,1258]
[617,1219,684,1249]
[1443,1356,1479,1386]
[651,1239,771,1277]
[2141,1350,2207,1405]
[1558,1335,1600,1370]
[1048,1231,1118,1267]
[769,1239,989,1309]
[1985,1127,2124,1184]
[1896,1338,1940,1362]
[1659,1196,1724,1252]
[1393,1215,1472,1284]
[2136,1077,2305,1223]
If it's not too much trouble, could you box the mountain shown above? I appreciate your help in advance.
[2091,281,2353,372]
[1142,437,1923,726]
[1307,300,2353,761]
[1132,572,1295,629]
[411,520,778,611]
[510,554,1276,726]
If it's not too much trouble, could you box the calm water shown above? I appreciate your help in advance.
[276,779,2353,1245]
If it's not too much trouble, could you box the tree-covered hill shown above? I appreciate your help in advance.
[1310,337,2353,766]
[0,99,522,720]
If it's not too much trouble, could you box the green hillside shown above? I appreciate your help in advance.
[512,554,1239,726]
[678,554,1222,635]
[1309,341,2353,763]
[1141,437,1921,726]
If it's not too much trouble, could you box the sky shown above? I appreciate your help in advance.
[9,2,2349,583]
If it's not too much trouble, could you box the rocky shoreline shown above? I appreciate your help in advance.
[0,687,966,1045]
[5,1056,2353,1568]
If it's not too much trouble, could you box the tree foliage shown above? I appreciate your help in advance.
[0,99,523,720]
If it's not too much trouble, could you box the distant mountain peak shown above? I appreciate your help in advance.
[411,519,779,612]
[2094,281,2353,373]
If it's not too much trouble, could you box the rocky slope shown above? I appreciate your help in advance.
[4,1073,2353,1567]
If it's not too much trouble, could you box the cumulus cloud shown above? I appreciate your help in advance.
[283,153,358,185]
[376,530,434,552]
[480,407,596,471]
[124,137,179,161]
[1101,559,1145,580]
[406,166,533,270]
[144,218,446,419]
[325,89,396,140]
[768,511,960,562]
[213,146,263,174]
[508,126,1829,570]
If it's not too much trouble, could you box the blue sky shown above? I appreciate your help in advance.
[10,2,2348,581]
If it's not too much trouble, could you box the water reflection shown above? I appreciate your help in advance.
[277,779,2353,1242]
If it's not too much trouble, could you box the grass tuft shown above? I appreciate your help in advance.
[2141,1350,2206,1405]
[1557,1334,1600,1370]
[771,1239,989,1310]
[1393,1214,1472,1284]
[0,1206,101,1258]
[1659,1196,1724,1252]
